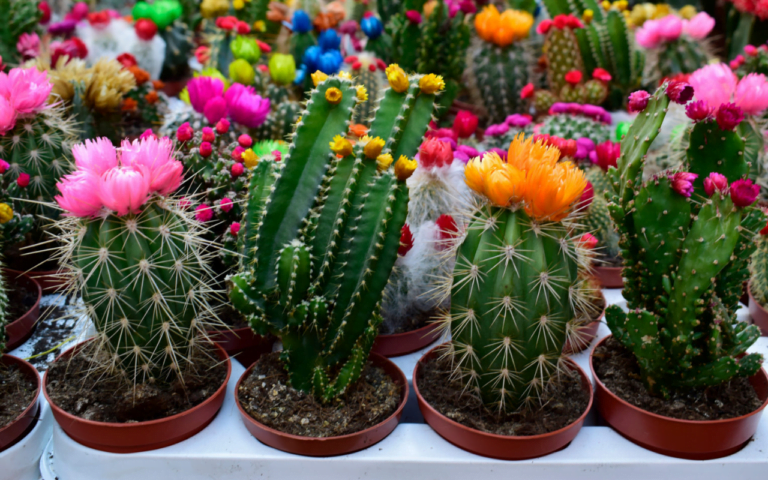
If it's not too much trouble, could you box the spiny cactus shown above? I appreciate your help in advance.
[0,0,41,65]
[538,112,611,144]
[53,137,225,383]
[160,21,195,81]
[441,133,596,412]
[466,6,534,124]
[750,228,768,307]
[583,171,620,260]
[605,84,764,396]
[228,68,441,401]
[345,54,385,127]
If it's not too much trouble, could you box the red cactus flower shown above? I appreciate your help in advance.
[668,172,698,197]
[452,110,478,139]
[399,224,414,256]
[730,179,759,207]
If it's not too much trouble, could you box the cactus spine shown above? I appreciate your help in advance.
[229,70,438,401]
[605,85,764,396]
[750,232,768,307]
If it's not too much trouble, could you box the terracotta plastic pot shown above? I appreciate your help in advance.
[593,265,623,288]
[747,284,768,336]
[563,291,606,355]
[371,321,442,357]
[3,269,42,351]
[0,355,41,452]
[590,335,768,460]
[236,352,408,456]
[161,78,190,98]
[44,341,231,453]
[413,343,593,460]
[207,327,274,367]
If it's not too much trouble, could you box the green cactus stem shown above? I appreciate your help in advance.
[0,0,41,65]
[160,21,195,81]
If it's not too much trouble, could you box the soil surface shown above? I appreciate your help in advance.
[594,336,763,421]
[381,308,435,335]
[46,343,228,423]
[418,355,590,436]
[0,363,37,428]
[216,305,250,330]
[5,281,36,323]
[238,352,401,438]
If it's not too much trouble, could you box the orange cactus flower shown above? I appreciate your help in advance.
[152,79,165,90]
[145,90,159,104]
[349,123,368,137]
[474,5,533,47]
[122,97,138,111]
[523,160,586,221]
[128,65,150,85]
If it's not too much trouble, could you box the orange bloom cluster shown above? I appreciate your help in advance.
[474,5,534,47]
[465,133,586,221]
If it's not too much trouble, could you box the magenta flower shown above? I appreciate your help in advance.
[238,134,253,148]
[220,197,233,212]
[688,63,768,116]
[203,96,227,124]
[484,123,509,137]
[589,140,621,171]
[0,96,17,135]
[98,166,151,216]
[195,204,213,222]
[17,172,29,187]
[121,136,183,195]
[72,138,118,176]
[224,84,270,128]
[667,81,694,104]
[405,10,422,23]
[0,159,9,173]
[230,222,241,236]
[54,171,103,217]
[579,181,594,208]
[231,162,245,177]
[187,76,226,123]
[668,172,697,197]
[734,74,768,115]
[177,122,193,142]
[715,103,744,131]
[199,142,213,157]
[682,12,715,40]
[179,197,191,210]
[16,33,40,59]
[505,114,532,128]
[730,179,759,207]
[201,127,215,143]
[0,68,52,115]
[577,232,598,250]
[216,118,230,134]
[703,172,729,196]
[628,90,650,113]
[685,100,714,122]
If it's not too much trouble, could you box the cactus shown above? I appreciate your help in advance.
[0,0,41,65]
[539,113,611,144]
[442,134,595,411]
[228,69,440,401]
[583,168,620,260]
[604,84,764,396]
[1,108,77,234]
[346,54,385,127]
[750,229,768,307]
[254,101,302,141]
[53,137,225,384]
[160,21,195,81]
[650,37,713,79]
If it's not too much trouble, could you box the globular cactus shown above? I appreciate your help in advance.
[466,6,534,124]
[53,137,225,383]
[0,0,41,65]
[538,106,612,144]
[442,133,595,412]
[604,84,764,396]
[345,54,386,127]
[160,21,195,81]
[229,68,441,401]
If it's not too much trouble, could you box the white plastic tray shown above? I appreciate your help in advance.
[0,383,53,480]
[39,289,768,479]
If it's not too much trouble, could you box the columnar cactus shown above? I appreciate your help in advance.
[346,54,385,127]
[604,84,764,396]
[229,68,441,401]
[444,133,595,412]
[53,136,225,383]
[160,21,195,81]
[466,6,534,124]
[750,226,768,308]
[0,0,41,65]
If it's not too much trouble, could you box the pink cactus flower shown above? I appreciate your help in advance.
[484,123,509,137]
[195,204,213,222]
[419,138,453,169]
[579,181,595,208]
[72,138,118,176]
[54,170,103,217]
[179,197,191,209]
[452,110,478,139]
[636,16,683,49]
[734,73,768,115]
[187,76,226,121]
[628,90,650,112]
[238,134,253,148]
[0,159,8,173]
[16,33,40,59]
[224,84,270,129]
[668,172,697,197]
[139,129,156,140]
[703,172,729,196]
[216,118,230,134]
[667,81,694,104]
[199,142,213,157]
[744,44,759,56]
[730,179,759,207]
[201,127,215,143]
[688,63,738,111]
[405,10,422,23]
[232,145,245,162]
[177,122,193,142]
[69,2,89,21]
[231,163,244,177]
[715,102,745,131]
[590,140,621,171]
[0,96,17,134]
[576,232,598,250]
[121,136,183,195]
[505,114,532,127]
[0,67,52,115]
[220,197,233,212]
[16,172,30,188]
[203,96,227,124]
[230,222,241,236]
[685,100,714,122]
[98,165,151,216]
[682,12,715,40]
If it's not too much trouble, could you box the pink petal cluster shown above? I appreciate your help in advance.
[225,84,270,129]
[635,15,683,49]
[689,63,768,115]
[55,136,184,217]
[628,90,650,113]
[589,140,621,172]
[668,171,697,197]
[730,179,759,207]
[0,67,53,134]
[16,33,40,59]
[703,172,729,196]
[418,138,453,169]
[187,78,270,128]
[682,12,715,40]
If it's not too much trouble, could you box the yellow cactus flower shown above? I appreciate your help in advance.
[582,9,594,23]
[338,71,352,80]
[613,0,628,12]
[242,149,259,168]
[362,136,385,159]
[356,85,368,102]
[200,0,229,18]
[679,5,697,19]
[423,0,437,17]
[419,74,445,94]
[325,87,343,104]
[254,20,266,31]
[601,0,611,10]
[233,0,245,9]
[376,153,394,172]
[312,71,328,87]
[385,64,409,93]
[394,156,417,180]
[329,135,353,157]
[651,3,671,18]
[0,203,12,224]
[523,160,586,221]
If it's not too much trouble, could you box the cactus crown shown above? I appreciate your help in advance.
[605,85,764,396]
[441,134,598,412]
[229,69,439,402]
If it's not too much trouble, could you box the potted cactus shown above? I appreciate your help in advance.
[42,135,231,453]
[230,68,439,456]
[748,220,768,335]
[412,133,597,460]
[592,82,768,460]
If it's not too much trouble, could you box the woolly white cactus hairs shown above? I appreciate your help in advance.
[51,196,228,387]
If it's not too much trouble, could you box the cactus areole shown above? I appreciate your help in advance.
[228,70,440,402]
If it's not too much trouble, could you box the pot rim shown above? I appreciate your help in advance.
[3,269,42,348]
[375,319,441,341]
[0,355,42,442]
[43,339,232,429]
[235,351,408,443]
[413,342,594,442]
[589,334,768,426]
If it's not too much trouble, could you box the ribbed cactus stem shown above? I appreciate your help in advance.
[469,38,531,124]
